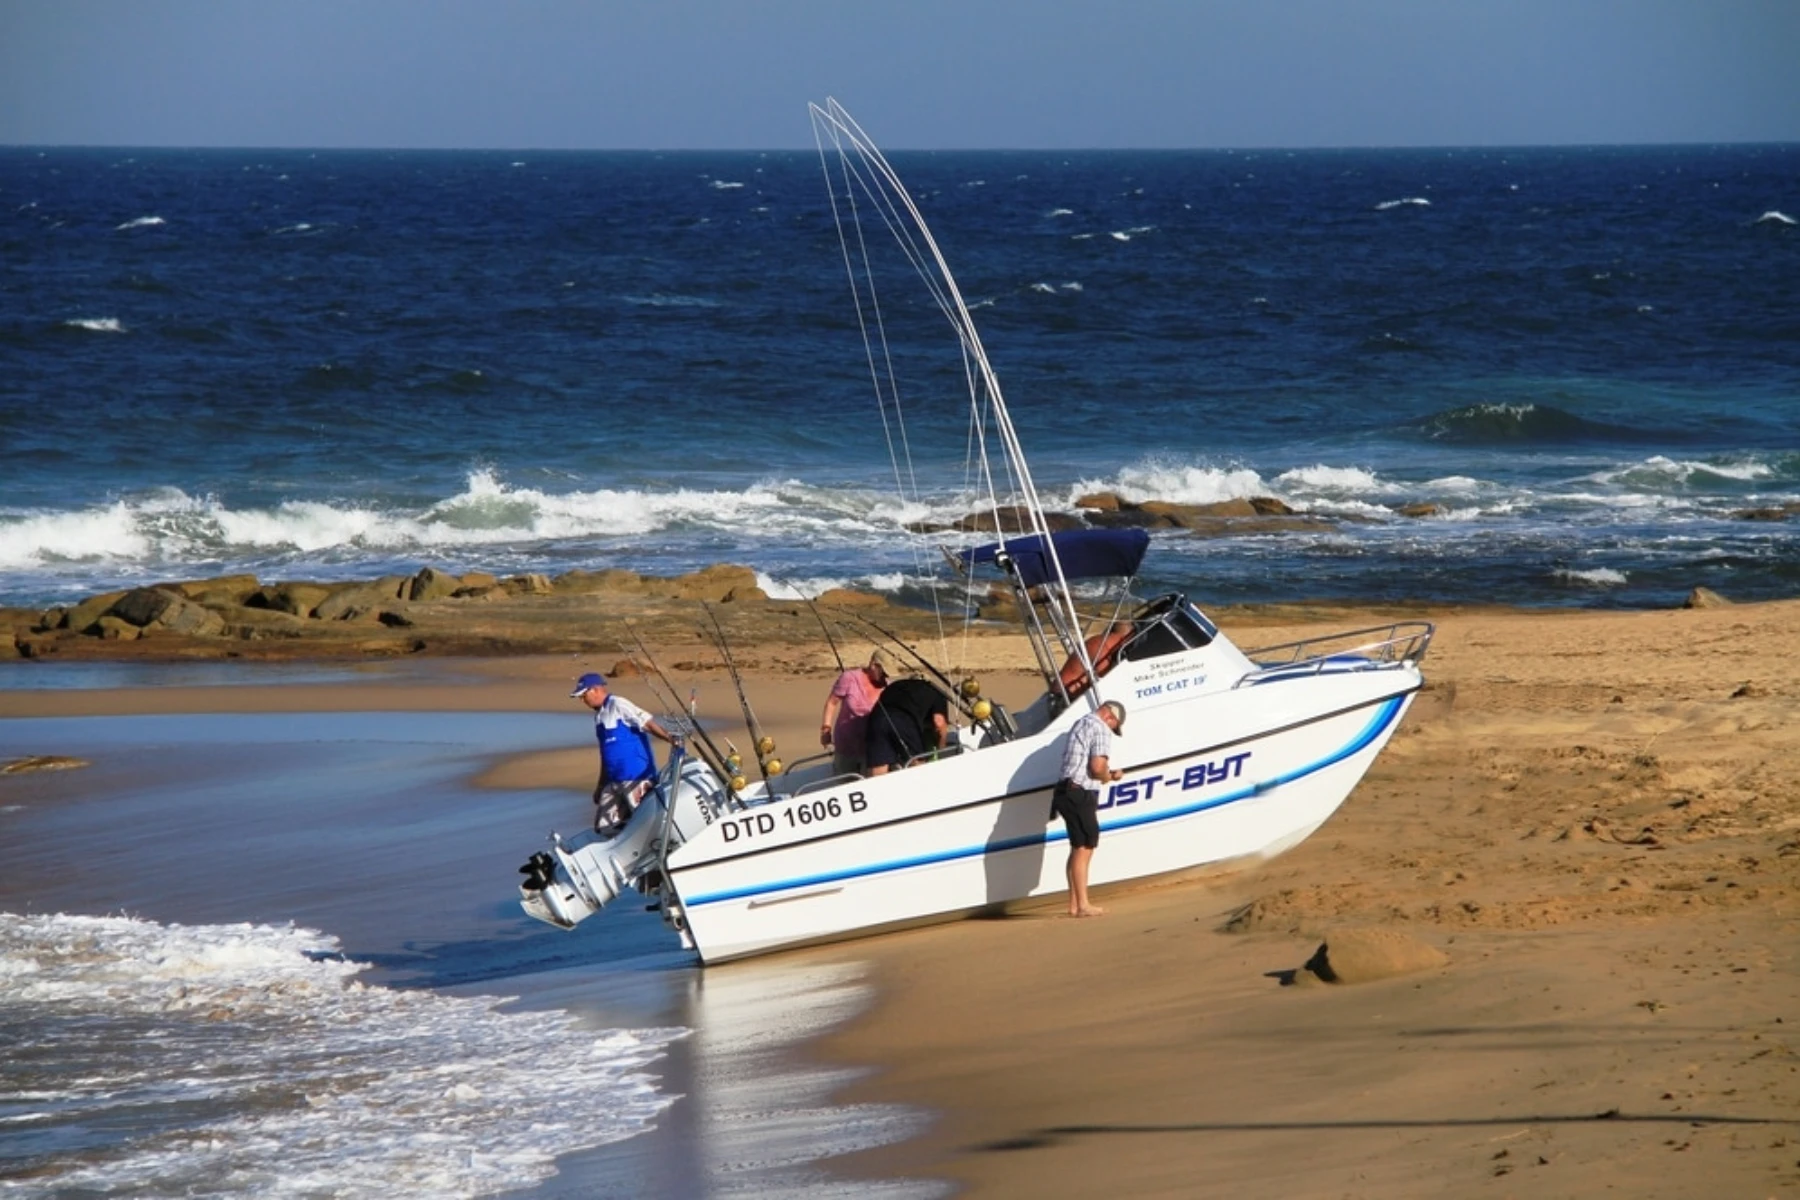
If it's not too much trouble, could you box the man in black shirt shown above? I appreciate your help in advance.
[864,677,951,775]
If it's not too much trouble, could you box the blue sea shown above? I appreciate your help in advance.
[4,143,1800,610]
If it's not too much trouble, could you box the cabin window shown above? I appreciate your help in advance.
[1170,607,1216,648]
[1117,604,1215,663]
[1119,618,1189,662]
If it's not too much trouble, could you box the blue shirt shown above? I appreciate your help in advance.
[593,694,657,783]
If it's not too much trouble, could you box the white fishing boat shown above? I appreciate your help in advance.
[515,101,1432,964]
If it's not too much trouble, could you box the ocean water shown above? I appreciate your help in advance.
[3,142,1798,612]
[0,704,927,1198]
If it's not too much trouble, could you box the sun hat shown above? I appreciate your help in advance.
[570,672,607,697]
[867,649,892,675]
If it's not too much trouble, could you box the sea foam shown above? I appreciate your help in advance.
[0,470,941,589]
[1274,464,1400,496]
[1078,460,1273,507]
[0,911,684,1198]
[1552,567,1628,587]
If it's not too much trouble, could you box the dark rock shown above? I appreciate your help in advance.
[909,506,1085,535]
[1395,502,1444,518]
[111,587,184,627]
[407,566,462,602]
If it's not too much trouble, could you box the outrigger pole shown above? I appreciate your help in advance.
[811,98,1099,693]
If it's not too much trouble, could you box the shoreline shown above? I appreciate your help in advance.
[6,598,1799,1196]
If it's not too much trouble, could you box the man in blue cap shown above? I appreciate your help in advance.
[571,672,683,836]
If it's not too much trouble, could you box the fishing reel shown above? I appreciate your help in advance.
[750,735,781,777]
[960,677,993,722]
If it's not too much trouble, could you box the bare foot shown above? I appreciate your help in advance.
[1075,905,1106,917]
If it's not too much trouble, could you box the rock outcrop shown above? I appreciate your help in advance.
[0,563,906,662]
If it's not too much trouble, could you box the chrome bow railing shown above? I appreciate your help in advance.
[1236,621,1435,686]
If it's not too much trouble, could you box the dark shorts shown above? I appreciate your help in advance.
[866,720,925,771]
[1051,779,1100,849]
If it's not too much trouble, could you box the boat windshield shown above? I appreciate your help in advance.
[1116,595,1216,663]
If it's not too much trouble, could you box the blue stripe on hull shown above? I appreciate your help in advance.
[683,694,1406,908]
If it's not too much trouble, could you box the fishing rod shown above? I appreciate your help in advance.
[699,603,782,788]
[774,575,846,674]
[836,609,1001,732]
[617,619,733,782]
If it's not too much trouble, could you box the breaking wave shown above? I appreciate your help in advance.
[0,911,683,1198]
[1408,403,1647,445]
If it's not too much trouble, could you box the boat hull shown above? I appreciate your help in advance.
[667,672,1416,963]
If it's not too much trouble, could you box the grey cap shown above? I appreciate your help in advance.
[1100,700,1127,732]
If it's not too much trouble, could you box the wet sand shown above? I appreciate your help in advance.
[5,600,1798,1197]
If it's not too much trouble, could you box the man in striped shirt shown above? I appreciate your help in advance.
[1052,700,1126,917]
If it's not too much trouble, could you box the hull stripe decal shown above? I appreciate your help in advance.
[683,695,1404,908]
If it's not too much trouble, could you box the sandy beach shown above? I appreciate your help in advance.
[5,597,1798,1197]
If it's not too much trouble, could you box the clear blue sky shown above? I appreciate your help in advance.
[4,0,1797,150]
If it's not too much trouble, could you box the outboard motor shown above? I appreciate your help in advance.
[519,755,728,929]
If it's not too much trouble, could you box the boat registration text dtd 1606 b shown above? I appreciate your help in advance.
[719,792,869,843]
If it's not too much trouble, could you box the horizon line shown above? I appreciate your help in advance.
[5,138,1799,156]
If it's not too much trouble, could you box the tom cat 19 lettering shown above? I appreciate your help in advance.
[1100,751,1251,810]
[721,791,868,842]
